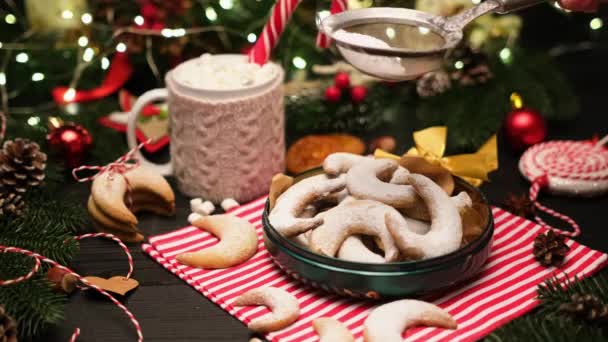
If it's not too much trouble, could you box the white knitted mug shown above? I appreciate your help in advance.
[127,54,285,202]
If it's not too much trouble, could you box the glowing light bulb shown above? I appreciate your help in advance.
[219,0,234,10]
[499,47,512,63]
[116,42,127,52]
[61,10,74,19]
[63,88,76,102]
[16,52,29,63]
[101,57,110,70]
[27,116,40,126]
[5,14,16,24]
[454,61,464,70]
[205,7,218,21]
[590,18,603,30]
[83,48,95,62]
[0,73,6,86]
[161,28,173,37]
[78,36,88,47]
[247,33,257,43]
[134,15,144,26]
[292,56,307,69]
[81,13,93,24]
[173,28,186,37]
[31,72,44,82]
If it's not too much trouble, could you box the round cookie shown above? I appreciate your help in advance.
[519,140,608,197]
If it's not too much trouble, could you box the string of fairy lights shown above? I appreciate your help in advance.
[0,0,604,118]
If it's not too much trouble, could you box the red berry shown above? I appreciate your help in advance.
[350,86,368,103]
[334,72,351,89]
[325,86,342,102]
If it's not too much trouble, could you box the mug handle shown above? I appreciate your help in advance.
[127,88,173,175]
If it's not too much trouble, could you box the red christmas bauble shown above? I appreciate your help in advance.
[351,86,368,103]
[334,72,351,89]
[325,85,342,102]
[504,107,547,151]
[47,121,93,169]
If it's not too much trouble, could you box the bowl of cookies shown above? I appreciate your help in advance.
[263,152,493,298]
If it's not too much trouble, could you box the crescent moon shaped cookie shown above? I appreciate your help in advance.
[519,140,608,197]
[400,191,472,222]
[338,236,385,263]
[309,200,402,262]
[387,174,463,260]
[269,174,346,237]
[176,214,258,269]
[233,287,300,333]
[91,166,175,225]
[313,317,355,342]
[323,152,371,176]
[346,159,418,208]
[363,299,457,342]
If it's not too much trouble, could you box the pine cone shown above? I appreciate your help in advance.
[559,293,608,324]
[449,46,493,86]
[533,230,570,267]
[416,71,452,98]
[503,193,536,219]
[0,305,18,342]
[0,189,25,217]
[0,138,47,194]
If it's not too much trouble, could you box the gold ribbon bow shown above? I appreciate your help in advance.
[375,126,498,187]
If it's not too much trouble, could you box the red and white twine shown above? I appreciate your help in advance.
[72,140,150,208]
[316,0,348,48]
[521,136,608,237]
[0,233,143,341]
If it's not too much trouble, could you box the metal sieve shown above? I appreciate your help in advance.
[317,0,544,80]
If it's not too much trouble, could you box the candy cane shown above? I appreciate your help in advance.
[316,0,348,48]
[249,0,302,65]
[0,233,142,341]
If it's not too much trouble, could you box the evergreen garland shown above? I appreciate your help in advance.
[485,270,608,341]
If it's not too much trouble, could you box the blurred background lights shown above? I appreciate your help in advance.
[206,7,218,21]
[31,73,44,82]
[81,13,93,24]
[499,47,512,63]
[247,33,257,43]
[78,36,89,47]
[590,18,603,30]
[0,73,6,86]
[116,42,127,52]
[61,10,74,19]
[5,14,16,24]
[292,56,307,69]
[16,52,29,63]
[101,57,110,70]
[134,15,144,25]
[27,116,40,126]
[219,0,234,10]
[83,48,95,62]
[454,61,464,69]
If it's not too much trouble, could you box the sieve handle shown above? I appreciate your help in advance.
[494,0,546,13]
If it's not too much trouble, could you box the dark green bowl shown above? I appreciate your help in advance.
[262,169,494,299]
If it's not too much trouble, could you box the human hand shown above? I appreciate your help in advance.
[559,0,605,12]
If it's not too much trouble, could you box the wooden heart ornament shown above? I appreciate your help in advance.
[83,276,139,296]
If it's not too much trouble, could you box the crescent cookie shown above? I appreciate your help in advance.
[400,191,472,222]
[323,152,371,176]
[387,174,463,260]
[269,174,346,237]
[346,158,418,208]
[309,200,402,262]
[91,165,175,225]
[363,299,457,342]
[338,236,385,263]
[176,214,258,269]
[313,317,355,342]
[233,287,300,333]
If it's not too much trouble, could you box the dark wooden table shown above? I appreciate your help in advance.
[39,12,608,341]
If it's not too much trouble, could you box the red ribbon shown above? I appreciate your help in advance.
[53,52,134,105]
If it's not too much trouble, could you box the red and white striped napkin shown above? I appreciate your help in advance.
[142,196,607,342]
